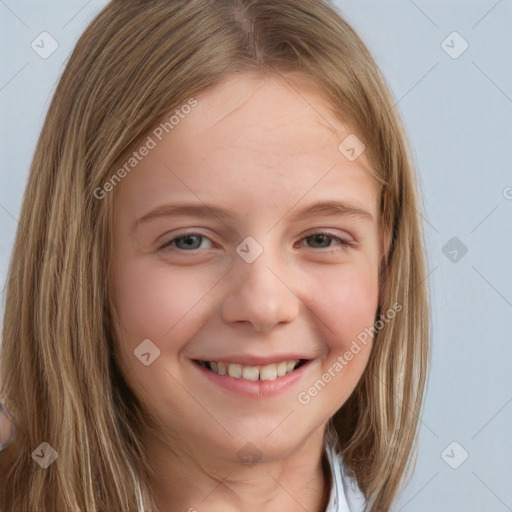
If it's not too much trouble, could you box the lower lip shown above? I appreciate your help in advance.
[192,360,312,398]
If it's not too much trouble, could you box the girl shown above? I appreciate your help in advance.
[0,1,430,511]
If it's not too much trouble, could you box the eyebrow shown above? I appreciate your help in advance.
[136,199,374,228]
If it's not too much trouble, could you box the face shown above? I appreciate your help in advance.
[110,72,385,463]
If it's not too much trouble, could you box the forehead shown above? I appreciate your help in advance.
[114,72,378,219]
[176,73,359,165]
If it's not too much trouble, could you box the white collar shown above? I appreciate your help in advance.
[324,442,367,512]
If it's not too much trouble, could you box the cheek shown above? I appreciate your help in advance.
[291,263,380,422]
[305,263,379,411]
[110,259,218,414]
[315,263,380,348]
[111,259,213,354]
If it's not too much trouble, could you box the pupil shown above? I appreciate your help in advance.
[311,235,329,248]
[178,235,201,250]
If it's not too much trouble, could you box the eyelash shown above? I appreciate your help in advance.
[159,231,355,252]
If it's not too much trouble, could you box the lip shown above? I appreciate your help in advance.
[191,358,313,398]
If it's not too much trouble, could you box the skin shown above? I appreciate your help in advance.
[110,72,387,512]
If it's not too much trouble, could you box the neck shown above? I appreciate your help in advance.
[143,429,331,512]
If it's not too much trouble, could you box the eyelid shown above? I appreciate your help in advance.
[302,228,356,243]
[297,231,358,251]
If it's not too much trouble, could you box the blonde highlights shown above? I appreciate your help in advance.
[0,1,430,510]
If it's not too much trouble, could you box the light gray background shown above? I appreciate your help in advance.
[1,1,511,510]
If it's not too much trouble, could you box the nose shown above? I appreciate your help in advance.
[220,243,300,334]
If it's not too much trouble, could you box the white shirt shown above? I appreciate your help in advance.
[324,442,367,512]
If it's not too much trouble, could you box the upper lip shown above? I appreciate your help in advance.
[193,355,312,366]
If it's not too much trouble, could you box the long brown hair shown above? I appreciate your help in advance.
[0,1,430,510]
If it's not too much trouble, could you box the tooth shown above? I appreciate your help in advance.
[260,363,278,381]
[286,360,299,373]
[242,366,260,381]
[210,361,218,373]
[228,363,242,378]
[276,361,287,377]
[217,362,227,375]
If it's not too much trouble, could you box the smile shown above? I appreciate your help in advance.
[196,359,308,381]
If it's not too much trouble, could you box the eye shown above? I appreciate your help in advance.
[160,232,213,251]
[298,231,354,251]
[159,230,355,253]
